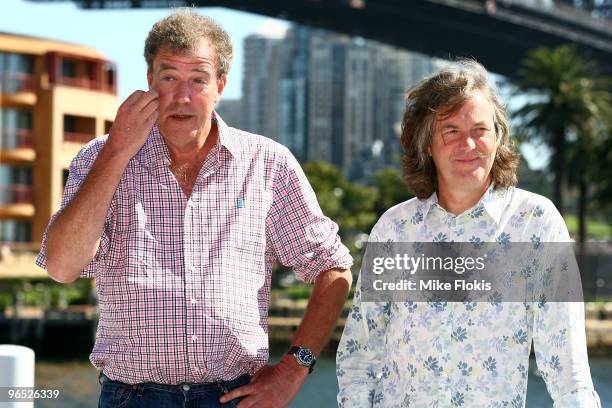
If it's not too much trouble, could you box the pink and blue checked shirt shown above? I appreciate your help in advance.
[36,113,353,385]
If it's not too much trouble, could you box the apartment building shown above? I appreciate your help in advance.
[0,32,118,277]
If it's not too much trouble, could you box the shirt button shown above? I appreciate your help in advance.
[191,335,198,341]
[182,384,190,391]
[190,298,197,305]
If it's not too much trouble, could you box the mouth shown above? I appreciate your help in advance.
[168,114,194,122]
[455,157,481,164]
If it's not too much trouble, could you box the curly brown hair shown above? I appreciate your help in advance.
[400,59,519,198]
[144,8,233,80]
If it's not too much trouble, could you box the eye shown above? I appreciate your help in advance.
[162,76,174,82]
[473,127,490,136]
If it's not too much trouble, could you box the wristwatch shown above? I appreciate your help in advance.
[287,346,316,374]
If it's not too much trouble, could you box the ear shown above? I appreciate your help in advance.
[147,70,153,89]
[216,74,227,101]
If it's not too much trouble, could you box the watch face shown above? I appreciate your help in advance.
[297,348,314,366]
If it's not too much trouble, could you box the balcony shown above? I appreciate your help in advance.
[1,128,33,149]
[0,72,35,93]
[63,114,95,145]
[63,132,94,144]
[46,52,117,95]
[0,184,33,205]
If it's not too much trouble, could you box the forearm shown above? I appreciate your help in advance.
[290,268,352,356]
[46,144,130,283]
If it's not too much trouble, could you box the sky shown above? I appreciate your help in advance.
[0,0,289,100]
[0,0,548,169]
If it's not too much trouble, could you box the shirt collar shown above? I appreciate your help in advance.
[214,111,240,161]
[137,110,240,169]
[480,183,512,225]
[419,182,512,225]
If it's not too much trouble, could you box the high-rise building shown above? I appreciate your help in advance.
[239,24,445,179]
[371,47,441,170]
[307,32,337,165]
[0,33,118,277]
[308,34,376,175]
[278,26,313,161]
[241,30,284,141]
[215,98,242,130]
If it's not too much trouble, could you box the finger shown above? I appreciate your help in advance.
[140,95,159,114]
[219,383,256,404]
[236,395,261,408]
[134,89,159,112]
[144,110,159,127]
[141,99,159,118]
[122,90,146,106]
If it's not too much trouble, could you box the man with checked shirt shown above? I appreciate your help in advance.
[36,9,353,408]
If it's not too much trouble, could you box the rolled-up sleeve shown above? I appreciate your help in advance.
[266,152,352,283]
[35,138,115,279]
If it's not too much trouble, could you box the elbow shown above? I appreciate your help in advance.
[45,241,80,284]
[46,259,79,284]
[344,268,354,289]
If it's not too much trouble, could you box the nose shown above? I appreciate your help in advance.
[173,80,191,103]
[457,133,477,150]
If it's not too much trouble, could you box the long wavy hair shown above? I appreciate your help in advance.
[401,59,519,198]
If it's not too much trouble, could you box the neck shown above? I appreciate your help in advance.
[437,178,491,216]
[165,122,217,165]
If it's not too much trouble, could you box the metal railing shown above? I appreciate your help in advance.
[0,128,33,149]
[0,73,35,93]
[0,184,33,204]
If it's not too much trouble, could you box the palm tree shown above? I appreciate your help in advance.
[514,44,611,241]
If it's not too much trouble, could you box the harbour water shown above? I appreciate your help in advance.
[34,354,612,407]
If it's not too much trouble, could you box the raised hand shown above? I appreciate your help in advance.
[106,89,159,159]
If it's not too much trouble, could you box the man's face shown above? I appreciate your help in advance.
[147,38,226,144]
[430,90,499,192]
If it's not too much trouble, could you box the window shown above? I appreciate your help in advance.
[0,165,32,204]
[104,120,113,134]
[61,58,76,78]
[1,109,33,148]
[0,220,31,243]
[63,114,95,143]
[0,165,32,185]
[0,52,35,92]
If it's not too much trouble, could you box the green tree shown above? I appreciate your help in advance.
[371,167,413,218]
[515,45,611,240]
[303,161,378,243]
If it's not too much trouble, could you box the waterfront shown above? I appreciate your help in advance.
[35,354,612,407]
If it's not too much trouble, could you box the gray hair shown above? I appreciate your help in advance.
[144,8,233,80]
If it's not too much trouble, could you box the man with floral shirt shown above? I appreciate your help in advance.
[337,60,600,407]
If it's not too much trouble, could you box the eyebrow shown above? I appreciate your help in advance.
[158,63,211,74]
[440,121,491,130]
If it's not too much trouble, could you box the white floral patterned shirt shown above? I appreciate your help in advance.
[337,185,601,407]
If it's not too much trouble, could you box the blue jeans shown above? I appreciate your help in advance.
[98,372,250,408]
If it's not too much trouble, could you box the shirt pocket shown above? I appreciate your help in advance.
[234,188,272,255]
